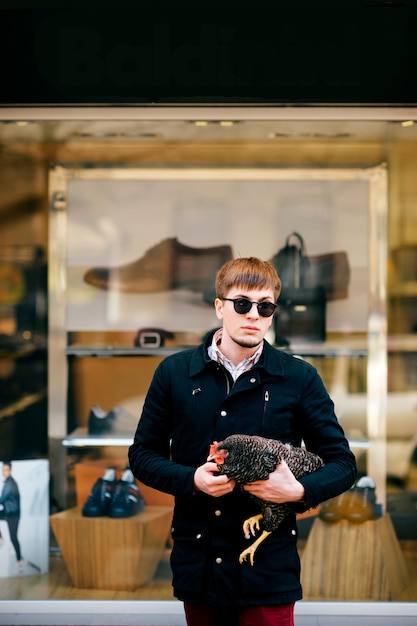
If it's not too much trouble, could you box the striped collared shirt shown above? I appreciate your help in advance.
[208,328,263,382]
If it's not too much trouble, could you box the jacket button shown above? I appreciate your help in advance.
[214,509,222,517]
[215,557,223,564]
[291,529,296,536]
[250,377,256,383]
[196,533,202,540]
[220,410,227,417]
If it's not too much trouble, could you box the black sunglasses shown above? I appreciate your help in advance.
[222,297,277,318]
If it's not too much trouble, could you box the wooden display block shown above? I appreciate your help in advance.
[301,514,412,601]
[50,506,173,591]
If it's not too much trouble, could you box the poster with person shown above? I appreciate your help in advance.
[0,459,49,577]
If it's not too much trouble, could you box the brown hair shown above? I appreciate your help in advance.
[215,257,281,301]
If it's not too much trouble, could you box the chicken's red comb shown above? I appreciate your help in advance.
[209,442,218,457]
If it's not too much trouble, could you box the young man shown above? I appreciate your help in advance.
[129,257,356,626]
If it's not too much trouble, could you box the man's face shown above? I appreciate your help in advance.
[215,287,275,350]
[2,465,11,480]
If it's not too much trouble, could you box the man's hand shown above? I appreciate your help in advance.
[194,462,236,497]
[243,459,305,503]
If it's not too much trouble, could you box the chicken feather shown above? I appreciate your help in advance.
[208,433,324,565]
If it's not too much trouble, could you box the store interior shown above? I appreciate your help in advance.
[0,109,417,609]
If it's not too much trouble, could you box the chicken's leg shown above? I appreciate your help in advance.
[239,530,272,566]
[242,514,263,539]
[240,514,271,565]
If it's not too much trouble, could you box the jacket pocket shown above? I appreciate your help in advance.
[170,521,208,594]
[240,526,301,601]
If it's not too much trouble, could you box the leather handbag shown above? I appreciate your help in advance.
[271,232,327,344]
[269,232,311,290]
[274,286,326,344]
[270,232,350,300]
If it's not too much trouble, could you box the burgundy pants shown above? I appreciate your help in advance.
[184,602,295,626]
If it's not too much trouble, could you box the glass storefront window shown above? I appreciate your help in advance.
[0,110,416,623]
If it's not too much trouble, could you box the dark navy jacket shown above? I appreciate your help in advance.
[0,476,20,517]
[129,336,357,607]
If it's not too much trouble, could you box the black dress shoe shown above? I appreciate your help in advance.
[88,405,116,434]
[88,405,138,435]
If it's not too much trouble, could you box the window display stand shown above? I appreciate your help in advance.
[301,514,411,601]
[50,506,173,591]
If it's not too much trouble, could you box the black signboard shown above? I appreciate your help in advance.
[1,1,416,105]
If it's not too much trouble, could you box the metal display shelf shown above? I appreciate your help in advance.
[62,427,133,447]
[66,341,369,359]
[65,345,188,358]
[62,427,369,452]
[65,334,417,359]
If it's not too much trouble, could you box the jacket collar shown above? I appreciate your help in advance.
[189,331,286,378]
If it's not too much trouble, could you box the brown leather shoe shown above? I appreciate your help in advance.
[83,237,233,294]
[319,488,355,523]
[346,476,377,523]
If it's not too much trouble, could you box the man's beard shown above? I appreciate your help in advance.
[231,334,262,350]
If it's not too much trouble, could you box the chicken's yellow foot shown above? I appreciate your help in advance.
[239,530,272,566]
[242,514,263,539]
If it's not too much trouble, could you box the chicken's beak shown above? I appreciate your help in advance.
[207,444,228,465]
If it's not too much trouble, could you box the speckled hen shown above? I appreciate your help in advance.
[208,433,324,565]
